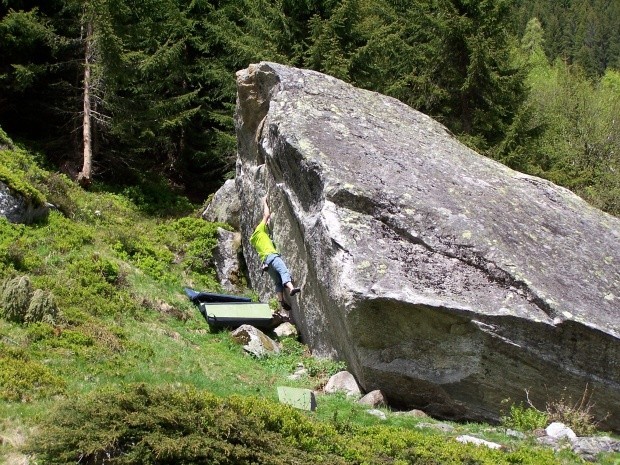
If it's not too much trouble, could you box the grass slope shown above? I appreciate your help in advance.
[0,137,617,464]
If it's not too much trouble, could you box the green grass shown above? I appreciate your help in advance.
[0,135,617,464]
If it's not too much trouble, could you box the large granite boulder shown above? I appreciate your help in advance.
[234,62,620,430]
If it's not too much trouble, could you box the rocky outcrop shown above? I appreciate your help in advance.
[202,179,241,229]
[212,228,244,292]
[234,62,620,430]
[0,181,49,224]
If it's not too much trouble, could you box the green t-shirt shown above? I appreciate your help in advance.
[250,221,278,262]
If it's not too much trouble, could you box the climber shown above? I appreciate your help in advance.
[250,195,300,311]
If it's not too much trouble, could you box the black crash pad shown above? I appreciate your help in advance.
[184,287,252,304]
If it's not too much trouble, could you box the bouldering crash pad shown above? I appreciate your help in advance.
[199,302,273,329]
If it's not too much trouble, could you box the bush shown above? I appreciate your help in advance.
[26,384,563,465]
[118,178,194,216]
[261,338,347,385]
[0,275,33,323]
[112,234,175,284]
[502,387,602,436]
[545,386,600,436]
[0,275,59,324]
[42,256,139,319]
[25,288,58,324]
[27,384,350,465]
[39,172,78,217]
[0,126,12,147]
[0,218,25,275]
[500,402,549,432]
[41,211,95,253]
[0,145,46,206]
[0,344,66,401]
[0,163,46,206]
[157,217,226,274]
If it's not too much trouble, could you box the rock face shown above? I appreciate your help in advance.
[234,62,620,430]
[0,181,49,224]
[202,179,241,229]
[212,227,243,292]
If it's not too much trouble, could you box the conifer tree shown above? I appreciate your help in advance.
[0,4,66,144]
[0,0,104,180]
[430,0,528,150]
[92,0,288,187]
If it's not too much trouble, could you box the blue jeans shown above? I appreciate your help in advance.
[265,253,291,293]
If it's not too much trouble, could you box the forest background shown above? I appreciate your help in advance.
[1,0,619,216]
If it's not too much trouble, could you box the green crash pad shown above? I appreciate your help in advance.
[199,302,273,328]
[277,386,317,411]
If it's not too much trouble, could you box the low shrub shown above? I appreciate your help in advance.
[26,383,562,465]
[25,321,56,342]
[0,145,46,206]
[112,233,175,284]
[261,338,347,385]
[27,384,347,465]
[502,387,602,436]
[157,217,226,274]
[0,344,66,401]
[118,177,195,216]
[38,211,95,253]
[304,355,347,380]
[0,275,33,323]
[500,402,549,432]
[0,126,12,146]
[0,218,25,276]
[0,275,60,324]
[39,172,78,217]
[25,288,58,324]
[39,264,138,320]
[0,162,46,206]
[80,321,126,353]
[545,386,600,436]
[25,321,125,356]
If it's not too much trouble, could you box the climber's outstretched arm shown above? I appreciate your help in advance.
[261,196,271,224]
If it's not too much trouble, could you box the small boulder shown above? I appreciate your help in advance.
[417,422,455,433]
[545,422,577,441]
[366,409,387,420]
[505,429,527,439]
[231,324,280,357]
[456,435,502,450]
[288,363,307,380]
[393,409,428,418]
[324,371,361,397]
[358,390,387,408]
[273,322,298,339]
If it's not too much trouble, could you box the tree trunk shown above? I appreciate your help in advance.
[78,20,93,188]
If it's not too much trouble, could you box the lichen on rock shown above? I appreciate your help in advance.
[233,62,620,431]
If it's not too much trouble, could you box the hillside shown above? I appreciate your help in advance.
[1,134,619,463]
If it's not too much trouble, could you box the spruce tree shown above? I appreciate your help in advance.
[429,0,528,150]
